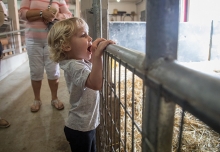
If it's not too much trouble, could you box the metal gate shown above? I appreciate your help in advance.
[91,0,220,151]
[96,44,220,152]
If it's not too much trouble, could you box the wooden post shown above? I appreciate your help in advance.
[8,0,22,54]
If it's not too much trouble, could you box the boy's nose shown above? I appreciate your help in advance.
[88,36,92,42]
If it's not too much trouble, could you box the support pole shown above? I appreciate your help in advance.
[92,0,102,39]
[146,0,179,65]
[142,0,180,151]
[8,0,22,54]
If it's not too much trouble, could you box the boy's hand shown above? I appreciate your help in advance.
[90,38,106,53]
[94,40,115,57]
[87,39,115,90]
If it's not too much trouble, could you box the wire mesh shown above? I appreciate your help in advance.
[97,51,145,152]
[97,51,220,152]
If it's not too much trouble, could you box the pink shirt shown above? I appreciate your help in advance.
[19,0,72,39]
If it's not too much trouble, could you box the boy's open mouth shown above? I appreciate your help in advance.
[87,46,91,52]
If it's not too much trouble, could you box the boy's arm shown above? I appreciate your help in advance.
[86,54,103,90]
[86,40,115,90]
[89,38,106,63]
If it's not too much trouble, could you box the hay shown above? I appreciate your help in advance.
[173,106,220,152]
[111,62,220,152]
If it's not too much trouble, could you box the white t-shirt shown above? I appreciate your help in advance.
[60,59,100,132]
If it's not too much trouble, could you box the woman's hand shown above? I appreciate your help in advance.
[42,18,49,25]
[48,7,58,16]
[42,8,56,22]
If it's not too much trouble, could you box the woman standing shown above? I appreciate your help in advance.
[19,0,72,112]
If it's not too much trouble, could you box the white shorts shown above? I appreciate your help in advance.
[26,38,60,81]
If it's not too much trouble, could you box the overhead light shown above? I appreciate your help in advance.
[117,0,120,2]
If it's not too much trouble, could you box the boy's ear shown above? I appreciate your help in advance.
[62,44,71,52]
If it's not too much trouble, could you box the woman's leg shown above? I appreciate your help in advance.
[48,79,58,101]
[44,43,63,110]
[31,80,42,101]
[48,78,63,109]
[26,38,44,112]
[30,80,42,112]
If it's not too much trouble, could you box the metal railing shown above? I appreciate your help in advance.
[0,17,26,57]
[0,28,26,57]
[96,44,220,152]
[89,0,220,151]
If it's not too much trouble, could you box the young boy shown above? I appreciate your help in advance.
[48,17,115,152]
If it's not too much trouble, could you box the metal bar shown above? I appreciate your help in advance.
[208,20,213,61]
[10,18,15,54]
[113,58,117,151]
[124,63,127,151]
[177,108,185,152]
[110,57,113,147]
[120,100,132,120]
[0,29,26,36]
[92,0,102,39]
[131,69,135,152]
[3,48,15,54]
[105,53,109,152]
[148,58,220,133]
[105,45,146,76]
[105,45,220,134]
[101,53,105,152]
[118,59,121,152]
[146,0,179,65]
[97,91,102,152]
[108,52,145,80]
[144,137,155,152]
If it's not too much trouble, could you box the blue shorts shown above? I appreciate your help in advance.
[64,126,96,152]
[26,38,60,81]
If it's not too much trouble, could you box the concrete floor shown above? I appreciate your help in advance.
[0,61,71,152]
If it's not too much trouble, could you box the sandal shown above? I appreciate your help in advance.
[51,99,64,110]
[0,118,10,128]
[31,100,42,112]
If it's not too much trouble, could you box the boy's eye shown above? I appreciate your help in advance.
[81,33,87,37]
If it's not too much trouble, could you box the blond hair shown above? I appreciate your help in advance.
[48,17,88,62]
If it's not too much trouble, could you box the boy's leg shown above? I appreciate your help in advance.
[91,130,96,152]
[64,126,96,152]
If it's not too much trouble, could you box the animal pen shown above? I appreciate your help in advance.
[88,0,220,152]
